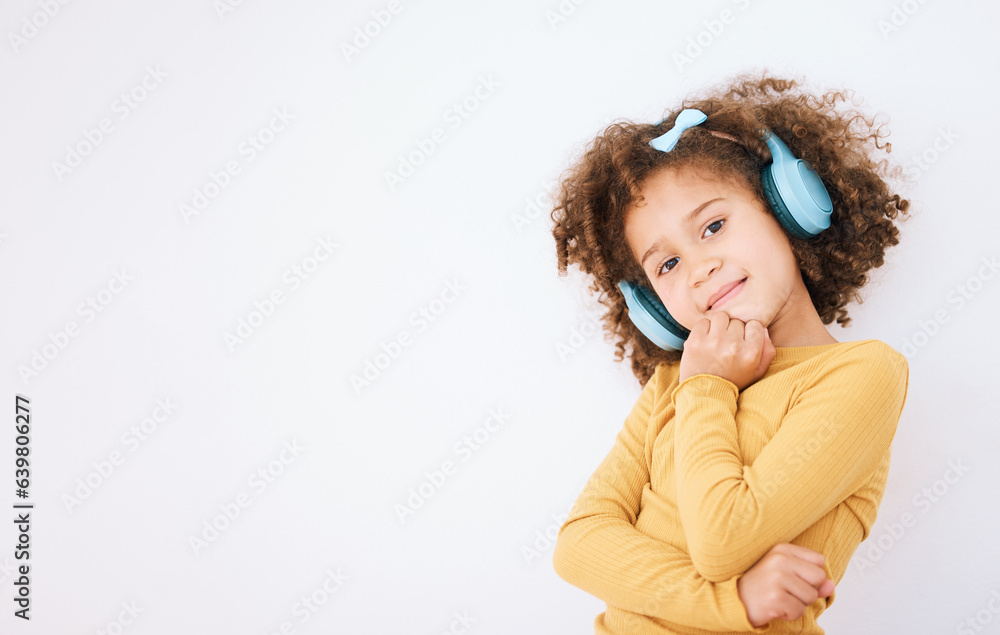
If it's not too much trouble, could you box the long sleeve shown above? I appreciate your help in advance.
[670,341,909,582]
[552,368,771,632]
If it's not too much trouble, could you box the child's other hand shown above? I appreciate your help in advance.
[678,313,775,392]
[736,543,836,628]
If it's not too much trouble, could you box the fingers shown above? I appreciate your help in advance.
[745,319,766,344]
[780,569,824,608]
[691,312,729,341]
[710,311,730,333]
[787,554,829,593]
[706,312,746,345]
[710,314,767,345]
[772,543,831,597]
[693,315,714,335]
[768,544,833,621]
[771,542,825,566]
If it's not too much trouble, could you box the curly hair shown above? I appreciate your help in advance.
[550,69,912,388]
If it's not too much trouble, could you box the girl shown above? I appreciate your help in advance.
[549,71,912,634]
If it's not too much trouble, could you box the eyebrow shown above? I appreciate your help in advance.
[640,197,725,270]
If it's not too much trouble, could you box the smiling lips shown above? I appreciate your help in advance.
[708,277,747,311]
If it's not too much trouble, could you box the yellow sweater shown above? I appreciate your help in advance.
[552,339,909,634]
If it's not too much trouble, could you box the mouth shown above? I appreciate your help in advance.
[708,277,747,311]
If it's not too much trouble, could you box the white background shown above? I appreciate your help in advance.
[1,0,999,633]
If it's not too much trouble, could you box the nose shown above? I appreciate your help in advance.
[689,255,721,289]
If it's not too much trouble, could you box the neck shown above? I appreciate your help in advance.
[765,283,838,347]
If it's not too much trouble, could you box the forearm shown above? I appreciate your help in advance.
[553,514,759,631]
[671,347,907,581]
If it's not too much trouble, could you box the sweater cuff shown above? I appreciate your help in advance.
[669,373,739,409]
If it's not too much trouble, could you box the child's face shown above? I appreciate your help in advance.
[624,167,804,334]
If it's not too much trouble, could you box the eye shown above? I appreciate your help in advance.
[655,219,726,276]
[705,218,725,237]
[657,257,679,276]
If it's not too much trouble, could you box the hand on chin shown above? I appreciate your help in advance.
[679,311,776,392]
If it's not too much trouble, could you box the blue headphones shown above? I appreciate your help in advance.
[617,108,834,351]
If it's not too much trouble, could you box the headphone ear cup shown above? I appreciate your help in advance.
[759,131,833,239]
[617,280,689,351]
[633,285,688,339]
[762,167,814,240]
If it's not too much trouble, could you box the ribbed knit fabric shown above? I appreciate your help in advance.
[553,339,909,634]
